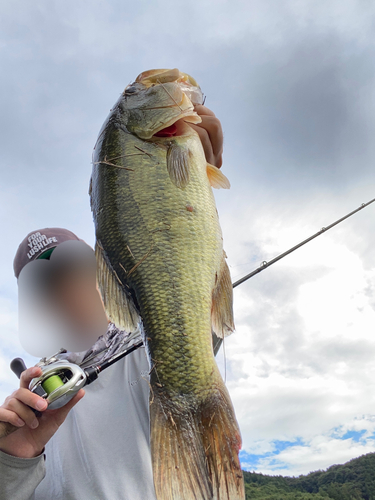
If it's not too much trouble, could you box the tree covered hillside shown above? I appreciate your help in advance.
[244,452,375,499]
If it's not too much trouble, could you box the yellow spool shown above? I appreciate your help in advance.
[42,374,64,395]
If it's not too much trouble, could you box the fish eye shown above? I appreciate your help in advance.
[124,86,138,95]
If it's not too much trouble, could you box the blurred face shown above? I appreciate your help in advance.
[18,240,109,356]
[51,269,108,331]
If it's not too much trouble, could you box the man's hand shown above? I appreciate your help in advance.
[191,105,224,169]
[0,366,84,458]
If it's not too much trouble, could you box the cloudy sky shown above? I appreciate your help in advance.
[1,0,375,477]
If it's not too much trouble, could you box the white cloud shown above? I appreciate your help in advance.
[260,434,375,476]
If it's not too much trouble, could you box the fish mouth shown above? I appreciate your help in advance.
[152,115,201,139]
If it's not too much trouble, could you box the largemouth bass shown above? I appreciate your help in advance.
[90,68,245,500]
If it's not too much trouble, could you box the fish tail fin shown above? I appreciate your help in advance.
[200,383,245,500]
[150,381,245,500]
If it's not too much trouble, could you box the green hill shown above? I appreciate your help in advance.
[244,452,375,499]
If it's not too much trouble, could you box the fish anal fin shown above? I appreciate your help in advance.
[206,163,230,189]
[150,380,245,500]
[212,255,235,338]
[95,243,140,331]
[166,143,191,189]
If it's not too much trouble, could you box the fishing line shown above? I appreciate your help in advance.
[223,336,227,383]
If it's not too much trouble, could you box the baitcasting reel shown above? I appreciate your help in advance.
[10,349,99,411]
[30,351,88,410]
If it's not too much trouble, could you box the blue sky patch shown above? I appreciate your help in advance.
[341,429,367,442]
[240,438,305,471]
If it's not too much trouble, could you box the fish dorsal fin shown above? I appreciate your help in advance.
[166,143,191,189]
[206,163,231,189]
[211,253,235,338]
[96,243,140,332]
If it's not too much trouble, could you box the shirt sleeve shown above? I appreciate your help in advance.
[0,449,46,500]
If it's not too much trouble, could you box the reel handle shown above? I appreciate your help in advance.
[10,357,28,379]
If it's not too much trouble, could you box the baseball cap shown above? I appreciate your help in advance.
[13,228,81,279]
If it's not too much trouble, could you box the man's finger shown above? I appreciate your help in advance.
[19,367,42,390]
[194,105,216,117]
[0,407,25,429]
[197,116,223,159]
[0,408,26,439]
[6,396,42,428]
[11,387,47,412]
[189,124,215,165]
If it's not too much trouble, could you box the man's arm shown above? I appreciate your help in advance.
[0,450,45,500]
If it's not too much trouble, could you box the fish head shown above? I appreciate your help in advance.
[121,68,203,140]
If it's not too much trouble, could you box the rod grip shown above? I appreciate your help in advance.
[0,421,19,439]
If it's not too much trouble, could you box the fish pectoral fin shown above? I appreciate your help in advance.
[206,163,231,189]
[150,381,245,500]
[166,143,191,189]
[95,243,140,332]
[211,254,235,338]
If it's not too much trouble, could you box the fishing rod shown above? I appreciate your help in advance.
[232,196,375,288]
[212,196,375,356]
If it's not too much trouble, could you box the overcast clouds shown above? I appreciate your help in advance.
[1,0,375,477]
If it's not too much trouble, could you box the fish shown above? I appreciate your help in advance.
[90,68,245,500]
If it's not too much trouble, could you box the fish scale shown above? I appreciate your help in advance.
[95,137,218,392]
[90,68,245,500]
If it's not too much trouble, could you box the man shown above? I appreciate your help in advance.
[0,105,224,500]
